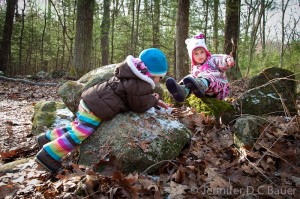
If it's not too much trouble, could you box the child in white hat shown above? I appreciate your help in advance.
[166,33,235,102]
[35,48,169,173]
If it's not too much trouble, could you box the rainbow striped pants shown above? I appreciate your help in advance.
[43,100,102,161]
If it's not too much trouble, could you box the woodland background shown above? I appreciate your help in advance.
[0,0,300,198]
[0,0,299,81]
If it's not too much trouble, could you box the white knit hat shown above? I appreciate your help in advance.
[185,33,211,64]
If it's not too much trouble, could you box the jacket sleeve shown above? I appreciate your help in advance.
[210,54,232,72]
[124,79,158,113]
[127,94,158,113]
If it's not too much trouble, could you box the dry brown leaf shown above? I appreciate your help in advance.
[290,176,300,186]
[259,157,276,173]
[164,181,188,198]
[112,171,138,198]
[241,163,254,174]
[137,140,151,152]
[173,165,185,183]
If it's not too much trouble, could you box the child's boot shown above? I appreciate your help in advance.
[35,133,50,150]
[183,76,207,98]
[166,77,187,102]
[35,149,62,173]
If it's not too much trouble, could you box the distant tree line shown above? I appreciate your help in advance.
[0,0,299,80]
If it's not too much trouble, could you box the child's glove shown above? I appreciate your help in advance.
[226,56,235,68]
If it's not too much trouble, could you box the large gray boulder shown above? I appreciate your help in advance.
[31,102,191,174]
[58,64,116,114]
[78,111,191,174]
[236,67,297,116]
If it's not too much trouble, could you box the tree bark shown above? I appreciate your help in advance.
[262,0,266,57]
[18,0,25,75]
[204,0,209,37]
[175,0,189,80]
[134,0,141,56]
[73,0,94,77]
[41,0,47,72]
[280,0,290,68]
[213,0,219,53]
[0,0,18,75]
[224,0,241,81]
[101,0,110,65]
[152,0,160,48]
[110,0,117,64]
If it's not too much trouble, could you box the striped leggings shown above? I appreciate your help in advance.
[43,100,102,161]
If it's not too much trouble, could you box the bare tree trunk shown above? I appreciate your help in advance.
[0,0,18,75]
[175,0,189,80]
[141,0,150,50]
[18,0,25,75]
[134,0,141,56]
[28,14,34,74]
[213,0,219,53]
[224,0,241,81]
[61,0,67,71]
[101,0,110,65]
[68,0,76,69]
[130,0,135,55]
[204,0,209,36]
[246,1,260,75]
[152,0,160,48]
[55,40,60,71]
[111,0,116,63]
[73,0,94,77]
[41,0,47,72]
[262,0,266,57]
[280,0,290,68]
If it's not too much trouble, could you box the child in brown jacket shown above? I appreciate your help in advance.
[35,48,169,173]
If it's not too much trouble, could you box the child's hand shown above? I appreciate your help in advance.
[153,93,160,100]
[226,57,235,67]
[157,99,169,109]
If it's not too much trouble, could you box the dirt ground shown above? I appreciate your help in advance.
[0,79,61,162]
[0,77,299,198]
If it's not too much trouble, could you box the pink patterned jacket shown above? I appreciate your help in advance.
[191,54,232,100]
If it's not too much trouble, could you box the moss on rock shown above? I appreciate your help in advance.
[186,95,236,124]
[31,101,66,135]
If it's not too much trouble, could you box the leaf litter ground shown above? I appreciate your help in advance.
[0,78,299,198]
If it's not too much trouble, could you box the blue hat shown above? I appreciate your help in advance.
[139,48,168,76]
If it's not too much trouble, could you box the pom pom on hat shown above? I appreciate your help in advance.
[139,48,168,76]
[185,32,211,62]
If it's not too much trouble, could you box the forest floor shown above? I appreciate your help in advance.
[0,77,299,199]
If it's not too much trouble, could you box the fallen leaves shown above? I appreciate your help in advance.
[0,79,299,198]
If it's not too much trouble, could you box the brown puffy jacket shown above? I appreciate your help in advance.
[81,56,158,120]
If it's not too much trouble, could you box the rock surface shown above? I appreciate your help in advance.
[236,67,297,116]
[78,111,191,174]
